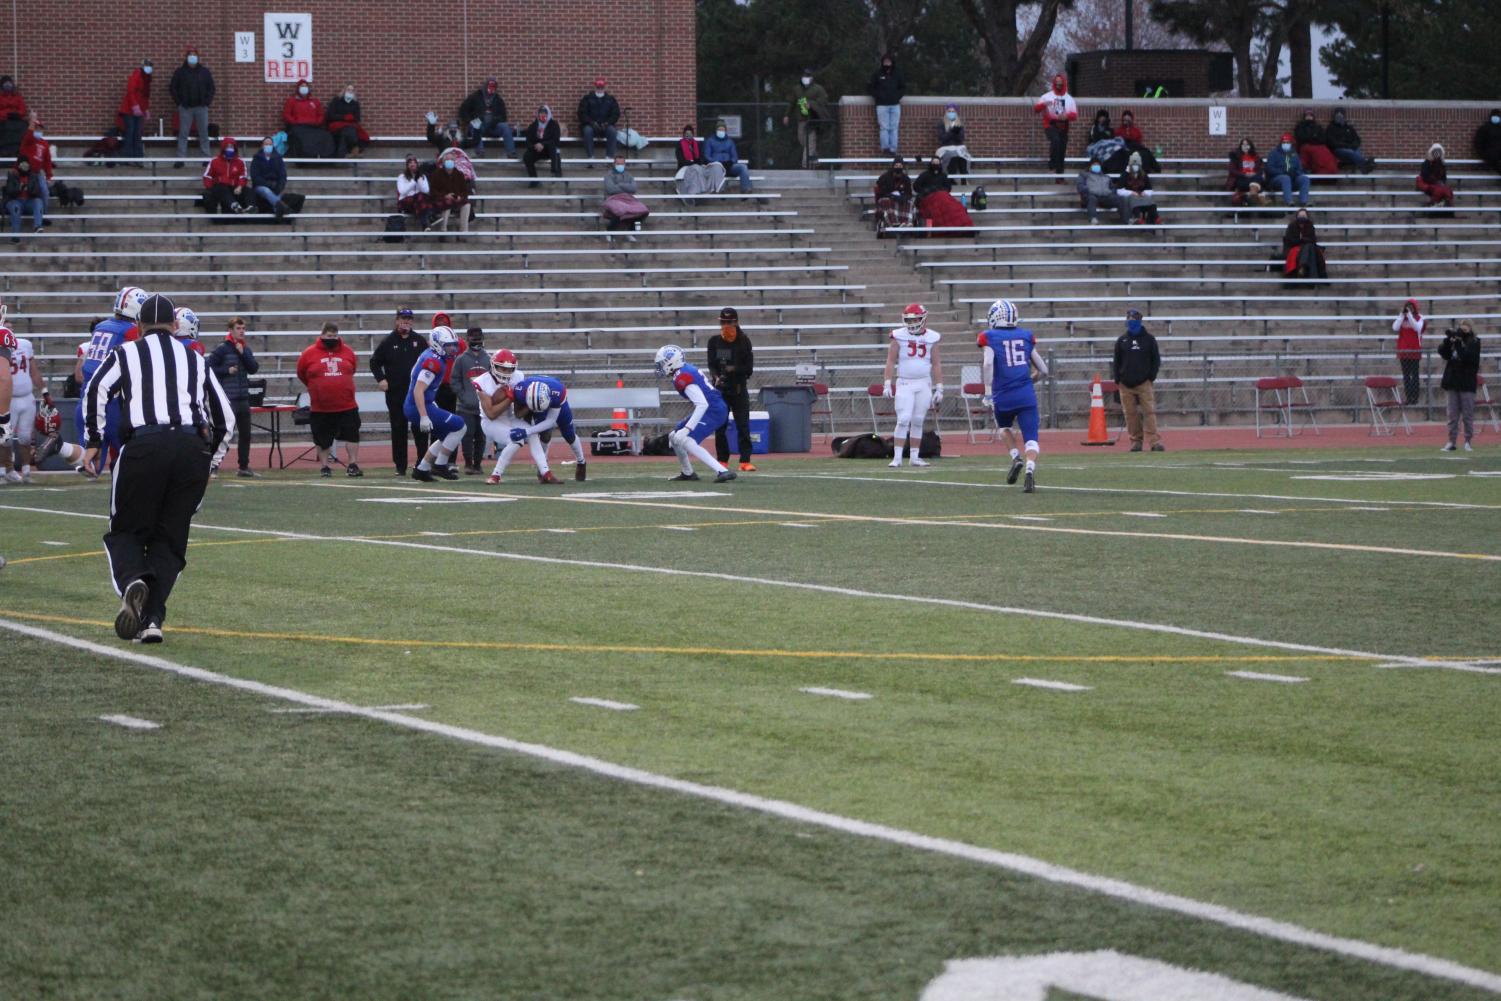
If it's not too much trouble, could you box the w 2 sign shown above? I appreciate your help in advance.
[264,13,312,83]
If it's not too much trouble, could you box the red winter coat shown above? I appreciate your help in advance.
[20,131,52,180]
[118,68,151,117]
[202,144,248,189]
[1114,124,1144,144]
[282,82,323,127]
[0,89,28,123]
[296,338,359,412]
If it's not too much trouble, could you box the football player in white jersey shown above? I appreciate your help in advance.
[881,303,943,468]
[0,328,37,482]
[471,349,548,483]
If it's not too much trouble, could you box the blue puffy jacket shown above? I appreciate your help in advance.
[704,134,740,166]
[1265,145,1304,180]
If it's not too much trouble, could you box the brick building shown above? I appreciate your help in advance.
[1065,49,1235,99]
[12,0,695,139]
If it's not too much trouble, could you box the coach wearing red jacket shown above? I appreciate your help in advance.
[296,323,364,477]
[201,137,253,214]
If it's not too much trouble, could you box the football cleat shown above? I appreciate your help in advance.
[486,473,502,485]
[888,459,902,469]
[37,434,63,462]
[574,463,587,482]
[1007,459,1023,484]
[714,469,738,482]
[115,579,148,641]
[136,621,163,644]
[537,470,561,484]
[669,472,700,481]
[411,468,436,482]
[738,462,756,472]
[1023,471,1036,493]
[435,465,460,480]
[910,457,929,467]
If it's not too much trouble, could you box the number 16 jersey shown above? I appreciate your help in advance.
[978,327,1038,410]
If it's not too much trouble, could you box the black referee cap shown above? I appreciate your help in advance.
[139,293,176,331]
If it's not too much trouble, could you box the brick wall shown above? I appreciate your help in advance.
[840,96,1497,163]
[14,0,694,140]
[1066,50,1225,99]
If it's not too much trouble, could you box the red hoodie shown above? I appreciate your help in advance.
[297,337,359,412]
[20,129,52,180]
[282,81,323,127]
[202,137,248,188]
[1393,299,1425,360]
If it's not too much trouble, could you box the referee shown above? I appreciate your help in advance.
[84,294,234,644]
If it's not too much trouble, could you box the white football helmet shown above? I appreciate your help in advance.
[902,302,928,335]
[654,344,686,377]
[523,380,553,414]
[114,286,148,321]
[173,307,200,340]
[430,325,459,357]
[490,348,518,383]
[988,299,1019,329]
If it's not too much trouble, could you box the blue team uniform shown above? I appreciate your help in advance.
[671,363,728,443]
[511,375,578,442]
[403,348,466,436]
[978,327,1040,442]
[76,317,134,450]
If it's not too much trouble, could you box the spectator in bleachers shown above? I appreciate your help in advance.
[705,120,752,193]
[602,153,649,241]
[169,48,214,164]
[1088,109,1113,146]
[1472,109,1501,176]
[4,155,44,240]
[1293,108,1338,176]
[250,137,290,218]
[1281,208,1326,280]
[523,105,562,187]
[578,77,621,159]
[935,104,971,181]
[427,150,473,232]
[874,156,914,231]
[118,60,153,160]
[1226,138,1268,206]
[675,125,725,195]
[1393,300,1425,404]
[371,307,429,476]
[207,317,259,477]
[453,329,488,474]
[1033,73,1077,178]
[1266,134,1310,207]
[1438,320,1481,451]
[460,77,514,156]
[19,122,51,202]
[1112,308,1163,452]
[297,322,363,478]
[913,157,973,230]
[201,137,253,214]
[867,53,904,155]
[425,116,467,154]
[1417,143,1455,211]
[1116,153,1157,225]
[1111,109,1160,173]
[282,80,330,158]
[1075,156,1126,225]
[784,69,831,169]
[396,155,432,225]
[0,76,29,158]
[325,84,370,158]
[1324,109,1372,174]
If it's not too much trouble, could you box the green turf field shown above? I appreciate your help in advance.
[2,446,1498,1000]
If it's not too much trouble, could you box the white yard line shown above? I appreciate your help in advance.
[98,714,161,730]
[0,502,1493,673]
[1226,671,1309,684]
[271,703,431,714]
[40,540,70,546]
[1122,512,1167,519]
[4,615,1495,995]
[1012,678,1092,692]
[799,687,873,701]
[569,697,640,711]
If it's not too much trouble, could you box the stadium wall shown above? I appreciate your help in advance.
[839,97,1497,162]
[14,0,694,139]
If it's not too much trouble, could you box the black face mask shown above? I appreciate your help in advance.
[321,337,339,348]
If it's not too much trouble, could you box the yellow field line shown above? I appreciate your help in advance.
[2,536,295,566]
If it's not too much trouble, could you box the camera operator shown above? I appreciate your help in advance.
[1438,321,1482,452]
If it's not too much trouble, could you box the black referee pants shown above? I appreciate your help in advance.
[715,382,753,464]
[104,428,213,627]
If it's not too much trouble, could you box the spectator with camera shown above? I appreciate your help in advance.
[1438,321,1481,452]
[1393,299,1425,405]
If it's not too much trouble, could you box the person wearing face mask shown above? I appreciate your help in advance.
[207,317,261,477]
[707,307,757,472]
[169,48,215,164]
[250,137,290,218]
[451,329,491,474]
[577,77,621,159]
[1324,109,1372,174]
[1115,152,1157,225]
[913,156,973,230]
[1032,73,1077,178]
[704,118,752,193]
[396,155,433,226]
[19,121,56,205]
[866,53,905,155]
[522,105,562,186]
[783,69,831,169]
[4,155,45,240]
[117,60,153,160]
[1265,133,1310,207]
[460,76,514,156]
[201,137,253,214]
[602,153,649,240]
[913,156,952,200]
[427,150,473,233]
[282,79,330,158]
[1088,109,1113,146]
[934,103,971,181]
[1472,108,1501,176]
[1417,142,1455,213]
[1392,299,1426,405]
[675,125,725,195]
[324,83,369,158]
[1281,208,1326,281]
[1226,137,1267,207]
[1111,109,1160,172]
[296,322,363,478]
[1291,108,1338,176]
[1438,321,1482,452]
[370,308,430,476]
[874,156,914,232]
[1075,156,1126,225]
[1111,309,1163,452]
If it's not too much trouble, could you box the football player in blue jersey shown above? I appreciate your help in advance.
[977,299,1049,493]
[654,344,735,483]
[76,286,149,467]
[406,325,468,482]
[509,374,588,483]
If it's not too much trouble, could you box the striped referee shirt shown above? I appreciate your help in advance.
[84,331,235,446]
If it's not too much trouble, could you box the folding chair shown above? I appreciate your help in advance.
[1364,375,1412,436]
[809,382,835,435]
[958,365,994,443]
[866,383,895,432]
[1477,375,1501,433]
[1255,375,1320,438]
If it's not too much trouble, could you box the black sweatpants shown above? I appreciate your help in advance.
[1045,123,1069,173]
[230,399,252,470]
[385,389,428,473]
[715,382,753,464]
[103,428,213,626]
[460,411,484,467]
[1400,358,1421,405]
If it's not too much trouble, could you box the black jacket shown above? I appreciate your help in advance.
[1112,328,1160,388]
[1293,119,1327,146]
[912,166,951,199]
[1325,118,1360,150]
[459,88,507,127]
[207,337,260,402]
[1473,114,1501,162]
[874,167,912,201]
[706,331,754,388]
[524,118,561,152]
[369,329,429,395]
[3,167,42,201]
[325,95,362,128]
[1438,332,1482,392]
[866,65,905,106]
[577,92,620,130]
[169,63,215,107]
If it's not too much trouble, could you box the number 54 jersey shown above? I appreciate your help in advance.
[890,327,940,381]
[978,327,1038,410]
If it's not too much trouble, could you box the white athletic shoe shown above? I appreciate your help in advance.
[1440,442,1456,452]
[909,457,930,467]
[1463,441,1473,452]
[888,459,902,468]
[3,471,21,483]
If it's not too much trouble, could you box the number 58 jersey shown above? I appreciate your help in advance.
[890,327,940,381]
[978,327,1038,409]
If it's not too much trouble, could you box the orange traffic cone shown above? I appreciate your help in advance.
[611,377,629,431]
[1081,374,1115,446]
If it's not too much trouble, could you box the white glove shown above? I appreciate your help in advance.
[425,111,438,125]
[881,380,893,398]
[981,394,992,407]
[669,427,691,447]
[419,416,433,433]
[932,385,943,406]
[469,118,482,130]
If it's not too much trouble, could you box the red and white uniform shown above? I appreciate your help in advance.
[6,336,36,444]
[890,326,940,421]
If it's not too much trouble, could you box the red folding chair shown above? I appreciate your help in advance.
[1255,375,1320,438]
[867,384,895,432]
[1364,375,1412,436]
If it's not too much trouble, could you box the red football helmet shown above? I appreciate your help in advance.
[0,325,15,354]
[902,303,928,335]
[490,348,518,381]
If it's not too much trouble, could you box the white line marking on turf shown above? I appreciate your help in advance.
[1012,678,1092,692]
[543,528,577,534]
[271,703,431,714]
[40,540,69,546]
[1238,509,1280,515]
[9,618,1491,994]
[662,526,696,532]
[2,502,1493,674]
[569,697,640,711]
[1010,515,1053,522]
[1226,671,1309,684]
[780,522,817,528]
[1122,512,1167,519]
[800,687,874,700]
[98,714,161,730]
